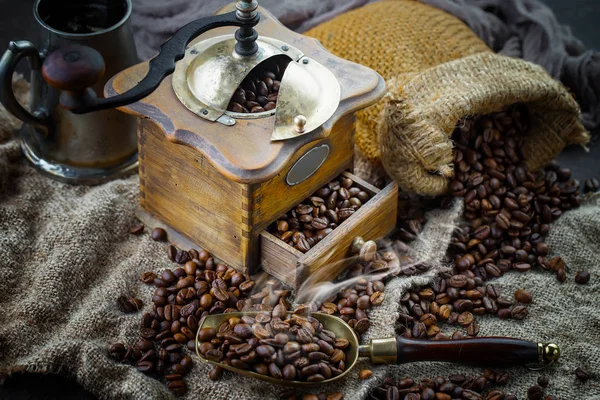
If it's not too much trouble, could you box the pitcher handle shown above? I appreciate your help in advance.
[0,41,52,136]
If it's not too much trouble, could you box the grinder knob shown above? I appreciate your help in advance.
[42,45,105,110]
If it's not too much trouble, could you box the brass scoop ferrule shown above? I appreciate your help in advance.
[359,337,398,364]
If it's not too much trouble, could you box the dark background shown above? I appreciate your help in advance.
[0,0,598,398]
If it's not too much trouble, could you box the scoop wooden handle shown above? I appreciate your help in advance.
[397,336,557,367]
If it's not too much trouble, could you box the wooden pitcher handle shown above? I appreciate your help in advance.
[397,336,556,367]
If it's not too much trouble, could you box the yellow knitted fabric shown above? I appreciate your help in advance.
[306,0,490,166]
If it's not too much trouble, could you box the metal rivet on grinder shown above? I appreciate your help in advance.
[294,115,307,133]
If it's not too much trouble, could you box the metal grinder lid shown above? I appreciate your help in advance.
[172,35,341,141]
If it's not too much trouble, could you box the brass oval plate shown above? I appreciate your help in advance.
[286,144,330,186]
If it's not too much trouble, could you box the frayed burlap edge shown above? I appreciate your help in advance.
[378,52,590,196]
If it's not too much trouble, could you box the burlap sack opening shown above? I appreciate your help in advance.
[379,52,590,196]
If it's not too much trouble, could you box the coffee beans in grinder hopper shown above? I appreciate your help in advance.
[227,57,289,114]
[197,305,353,383]
[268,174,371,253]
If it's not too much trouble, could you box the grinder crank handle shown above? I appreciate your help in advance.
[42,3,259,114]
[359,336,560,368]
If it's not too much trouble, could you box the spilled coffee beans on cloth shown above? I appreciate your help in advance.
[449,106,580,283]
[112,235,391,395]
[388,106,590,341]
[197,308,351,383]
[367,372,561,400]
[268,174,372,253]
[227,57,289,114]
[111,247,266,395]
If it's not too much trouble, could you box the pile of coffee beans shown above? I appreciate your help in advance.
[315,275,385,339]
[118,226,394,394]
[392,107,597,340]
[197,306,351,383]
[448,107,581,282]
[398,275,528,340]
[269,174,372,253]
[227,57,289,114]
[313,241,387,339]
[368,371,509,400]
[110,246,278,395]
[368,371,561,400]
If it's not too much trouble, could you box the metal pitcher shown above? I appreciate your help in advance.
[0,0,138,184]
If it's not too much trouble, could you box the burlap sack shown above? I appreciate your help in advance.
[306,0,590,196]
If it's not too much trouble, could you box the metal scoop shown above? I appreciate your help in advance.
[196,312,560,387]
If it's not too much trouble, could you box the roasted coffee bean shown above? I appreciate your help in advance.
[575,271,590,284]
[527,385,543,400]
[151,227,167,241]
[359,369,373,379]
[575,366,590,381]
[510,305,528,320]
[129,224,144,235]
[167,380,186,395]
[448,275,468,288]
[584,178,600,193]
[360,240,378,262]
[174,249,189,265]
[512,289,532,304]
[117,295,143,313]
[209,365,223,381]
[140,271,157,284]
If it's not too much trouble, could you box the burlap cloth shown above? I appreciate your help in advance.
[306,0,590,196]
[0,77,599,399]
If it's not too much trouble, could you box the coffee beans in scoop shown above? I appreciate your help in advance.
[268,174,371,253]
[197,307,351,383]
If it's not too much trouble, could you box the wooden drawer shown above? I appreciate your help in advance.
[260,172,398,288]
